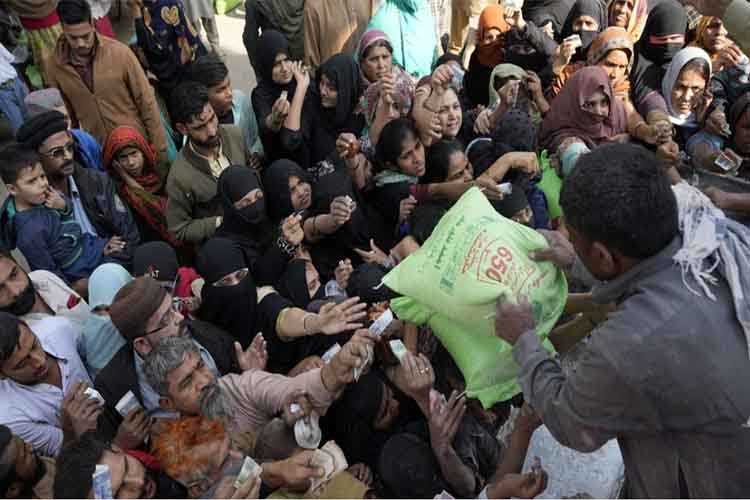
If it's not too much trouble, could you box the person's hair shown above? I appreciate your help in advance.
[433,53,462,70]
[151,416,227,485]
[53,432,109,499]
[0,247,11,261]
[376,118,418,171]
[423,140,464,184]
[362,39,394,61]
[57,0,92,25]
[0,313,21,365]
[143,336,200,396]
[680,58,710,82]
[169,82,210,127]
[184,53,230,89]
[560,144,678,259]
[0,144,41,185]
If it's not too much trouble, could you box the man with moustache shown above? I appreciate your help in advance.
[0,248,90,328]
[15,111,141,289]
[166,82,257,245]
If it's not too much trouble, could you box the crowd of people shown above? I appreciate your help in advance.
[0,0,749,497]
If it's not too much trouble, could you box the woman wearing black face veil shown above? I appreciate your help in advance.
[215,165,290,286]
[196,237,261,348]
[197,238,348,372]
[630,0,689,118]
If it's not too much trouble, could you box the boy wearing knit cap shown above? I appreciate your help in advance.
[0,143,121,287]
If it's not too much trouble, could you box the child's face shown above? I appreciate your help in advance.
[8,163,49,207]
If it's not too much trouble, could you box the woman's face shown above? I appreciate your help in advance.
[319,74,338,108]
[703,18,729,53]
[362,45,393,82]
[482,28,502,45]
[373,382,400,431]
[439,89,462,139]
[288,175,312,211]
[598,49,630,85]
[114,146,145,177]
[233,188,263,210]
[304,261,321,298]
[445,151,474,183]
[609,0,634,28]
[734,108,750,156]
[573,15,599,32]
[671,67,706,117]
[581,89,610,122]
[271,53,293,85]
[396,133,426,177]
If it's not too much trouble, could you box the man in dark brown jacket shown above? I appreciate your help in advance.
[42,0,166,157]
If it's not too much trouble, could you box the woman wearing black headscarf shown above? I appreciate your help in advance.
[196,237,365,372]
[630,0,688,119]
[196,238,261,347]
[262,159,313,223]
[544,0,607,96]
[279,53,366,171]
[215,165,299,286]
[251,30,299,164]
[307,167,394,279]
[524,0,576,40]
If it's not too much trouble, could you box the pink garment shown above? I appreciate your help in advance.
[218,367,337,436]
[539,66,629,152]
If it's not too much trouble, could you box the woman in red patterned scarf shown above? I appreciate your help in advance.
[102,126,179,246]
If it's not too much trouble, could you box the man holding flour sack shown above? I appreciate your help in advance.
[495,143,750,498]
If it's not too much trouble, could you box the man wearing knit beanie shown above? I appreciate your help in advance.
[94,276,241,445]
[14,110,141,270]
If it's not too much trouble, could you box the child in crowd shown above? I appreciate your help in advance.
[0,144,122,286]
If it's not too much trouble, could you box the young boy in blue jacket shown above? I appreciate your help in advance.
[0,144,123,287]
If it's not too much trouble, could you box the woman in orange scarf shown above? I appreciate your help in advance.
[464,5,511,108]
[587,27,634,104]
[691,16,746,73]
[102,126,178,246]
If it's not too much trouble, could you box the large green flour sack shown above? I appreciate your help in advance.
[383,188,567,407]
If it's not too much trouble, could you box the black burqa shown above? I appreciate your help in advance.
[215,165,288,286]
[262,159,311,223]
[523,0,576,39]
[308,167,394,279]
[631,0,688,111]
[320,370,393,467]
[560,0,606,59]
[196,237,259,346]
[287,54,365,170]
[251,30,299,163]
[276,258,324,309]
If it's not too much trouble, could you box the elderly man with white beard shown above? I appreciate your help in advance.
[142,331,376,491]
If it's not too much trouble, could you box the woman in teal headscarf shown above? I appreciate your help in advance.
[366,0,437,79]
[81,263,132,378]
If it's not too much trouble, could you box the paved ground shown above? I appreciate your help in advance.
[111,2,257,95]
